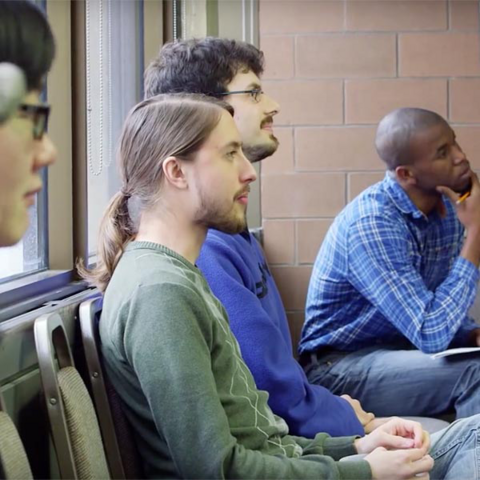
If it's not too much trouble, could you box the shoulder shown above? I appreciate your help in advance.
[200,230,264,266]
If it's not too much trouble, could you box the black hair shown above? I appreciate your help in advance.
[144,37,264,99]
[0,0,56,91]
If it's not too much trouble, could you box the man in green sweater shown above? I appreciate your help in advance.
[84,93,480,479]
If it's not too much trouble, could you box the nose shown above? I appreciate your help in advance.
[239,150,258,184]
[453,143,467,165]
[33,134,57,170]
[263,93,280,117]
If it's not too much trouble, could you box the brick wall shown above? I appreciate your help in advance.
[259,0,480,348]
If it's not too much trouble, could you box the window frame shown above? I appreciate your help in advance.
[0,0,165,323]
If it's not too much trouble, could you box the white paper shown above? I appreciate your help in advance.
[431,347,480,359]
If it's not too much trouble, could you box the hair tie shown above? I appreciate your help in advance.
[121,189,131,199]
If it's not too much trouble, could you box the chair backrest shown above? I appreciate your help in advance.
[0,395,33,480]
[34,312,110,480]
[79,296,143,479]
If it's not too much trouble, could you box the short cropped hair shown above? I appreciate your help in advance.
[144,37,264,99]
[0,0,55,91]
[375,107,447,171]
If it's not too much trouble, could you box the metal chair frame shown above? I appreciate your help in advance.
[34,312,78,479]
[79,295,126,479]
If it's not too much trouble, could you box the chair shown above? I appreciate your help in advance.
[34,312,110,480]
[0,394,33,479]
[79,296,143,479]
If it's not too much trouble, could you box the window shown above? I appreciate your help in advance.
[85,0,144,262]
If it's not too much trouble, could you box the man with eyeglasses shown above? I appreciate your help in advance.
[0,0,57,248]
[145,38,374,439]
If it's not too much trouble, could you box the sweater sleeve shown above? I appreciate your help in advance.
[122,284,371,480]
[197,234,365,438]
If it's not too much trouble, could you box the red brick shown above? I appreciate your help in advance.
[271,266,312,310]
[263,219,295,265]
[262,173,345,218]
[260,36,294,80]
[346,1,447,31]
[346,79,447,124]
[400,33,480,77]
[450,1,479,30]
[259,1,344,34]
[297,219,333,264]
[263,80,343,126]
[296,127,380,171]
[450,79,480,123]
[297,34,396,78]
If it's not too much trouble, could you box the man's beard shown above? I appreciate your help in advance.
[194,188,247,235]
[243,135,279,163]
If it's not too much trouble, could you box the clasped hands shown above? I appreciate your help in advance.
[342,395,434,479]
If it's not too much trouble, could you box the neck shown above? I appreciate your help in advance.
[404,186,442,216]
[135,208,207,265]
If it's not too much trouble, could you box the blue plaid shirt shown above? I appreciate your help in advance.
[300,173,480,355]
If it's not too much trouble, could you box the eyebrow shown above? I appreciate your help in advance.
[221,141,242,151]
[436,142,448,154]
[246,83,261,90]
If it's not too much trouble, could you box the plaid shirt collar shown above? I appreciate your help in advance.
[383,173,449,222]
[383,173,425,219]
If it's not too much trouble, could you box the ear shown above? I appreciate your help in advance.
[395,165,416,187]
[162,156,188,190]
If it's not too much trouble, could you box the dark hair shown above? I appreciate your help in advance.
[144,37,264,99]
[0,0,55,91]
[79,93,234,291]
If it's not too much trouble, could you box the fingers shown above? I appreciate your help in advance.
[382,433,416,450]
[410,453,434,476]
[420,431,430,453]
[436,185,458,203]
[411,422,425,449]
[405,448,431,463]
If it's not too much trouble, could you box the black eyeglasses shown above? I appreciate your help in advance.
[18,103,50,140]
[218,88,263,103]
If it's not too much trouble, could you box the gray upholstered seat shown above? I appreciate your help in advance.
[0,410,33,479]
[34,312,110,479]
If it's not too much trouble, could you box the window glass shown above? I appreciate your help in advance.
[85,0,143,261]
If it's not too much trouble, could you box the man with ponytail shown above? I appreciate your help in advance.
[86,93,480,479]
[144,36,378,440]
[0,1,57,247]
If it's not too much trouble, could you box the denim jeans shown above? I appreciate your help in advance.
[429,415,480,479]
[341,416,480,479]
[304,345,480,418]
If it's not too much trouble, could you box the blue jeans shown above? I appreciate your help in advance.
[343,416,480,478]
[429,415,480,479]
[304,346,480,418]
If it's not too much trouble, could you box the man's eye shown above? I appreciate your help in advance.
[226,150,237,159]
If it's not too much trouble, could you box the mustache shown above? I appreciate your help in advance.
[236,186,251,198]
[261,116,274,128]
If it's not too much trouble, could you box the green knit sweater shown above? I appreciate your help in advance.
[100,241,372,479]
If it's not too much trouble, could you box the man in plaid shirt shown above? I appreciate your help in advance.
[300,107,480,420]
